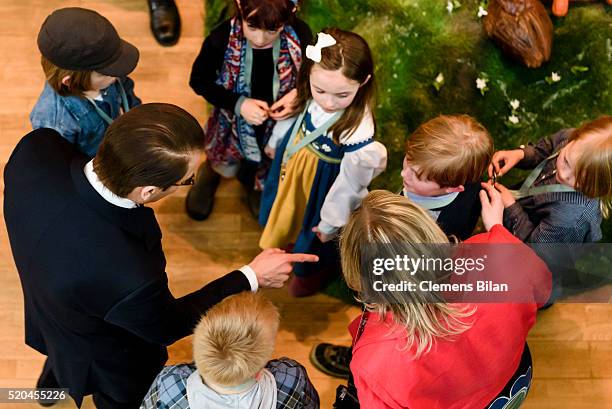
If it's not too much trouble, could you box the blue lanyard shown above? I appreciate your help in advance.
[85,81,130,125]
[281,100,343,167]
[510,152,575,199]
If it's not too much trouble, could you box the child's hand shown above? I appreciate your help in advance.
[269,89,298,120]
[488,149,525,178]
[479,182,505,231]
[493,182,516,208]
[240,98,270,125]
[312,226,335,243]
[264,145,276,159]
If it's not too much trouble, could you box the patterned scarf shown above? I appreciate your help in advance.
[205,17,302,188]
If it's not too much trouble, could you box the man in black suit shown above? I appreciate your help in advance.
[3,103,317,409]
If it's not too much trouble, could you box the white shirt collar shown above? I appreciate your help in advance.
[84,159,138,209]
[307,100,335,126]
[307,100,374,145]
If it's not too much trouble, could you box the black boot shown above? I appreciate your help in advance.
[236,160,261,220]
[147,0,181,47]
[185,161,220,221]
[246,188,261,220]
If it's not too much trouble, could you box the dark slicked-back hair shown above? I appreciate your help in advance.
[93,103,204,197]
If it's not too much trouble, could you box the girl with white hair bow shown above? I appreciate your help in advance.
[259,28,388,297]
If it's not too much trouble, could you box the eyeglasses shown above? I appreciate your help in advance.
[172,174,195,186]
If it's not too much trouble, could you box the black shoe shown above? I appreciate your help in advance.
[310,343,351,379]
[147,0,181,46]
[185,162,220,221]
[246,189,261,219]
[37,399,58,408]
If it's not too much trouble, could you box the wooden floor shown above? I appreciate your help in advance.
[0,1,610,408]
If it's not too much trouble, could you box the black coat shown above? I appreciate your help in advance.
[3,129,251,406]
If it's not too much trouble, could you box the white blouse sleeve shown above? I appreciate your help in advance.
[267,117,297,149]
[317,141,388,234]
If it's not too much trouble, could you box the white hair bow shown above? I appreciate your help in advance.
[305,33,337,63]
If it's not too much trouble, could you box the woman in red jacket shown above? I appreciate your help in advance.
[335,185,551,409]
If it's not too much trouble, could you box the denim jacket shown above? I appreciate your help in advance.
[30,77,141,157]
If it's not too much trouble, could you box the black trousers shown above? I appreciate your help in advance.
[38,358,144,409]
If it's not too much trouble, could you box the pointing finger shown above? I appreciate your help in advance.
[284,253,319,263]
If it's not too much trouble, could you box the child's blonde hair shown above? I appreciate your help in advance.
[193,292,280,386]
[568,115,612,217]
[41,56,93,97]
[405,115,493,187]
[340,190,475,358]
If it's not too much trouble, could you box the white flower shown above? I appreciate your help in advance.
[551,72,561,82]
[321,144,332,152]
[476,77,488,90]
[435,73,444,83]
[508,115,520,124]
[510,99,520,110]
[477,6,488,18]
[446,1,454,14]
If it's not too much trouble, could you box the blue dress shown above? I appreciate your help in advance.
[259,109,373,277]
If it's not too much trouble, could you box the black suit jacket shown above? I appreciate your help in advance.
[3,129,250,406]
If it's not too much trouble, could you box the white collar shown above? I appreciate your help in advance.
[307,100,374,145]
[307,100,336,126]
[84,160,138,209]
[403,190,459,210]
[186,369,277,409]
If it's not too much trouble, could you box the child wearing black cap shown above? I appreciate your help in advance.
[30,7,141,157]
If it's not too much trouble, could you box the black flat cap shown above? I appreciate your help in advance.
[37,7,139,77]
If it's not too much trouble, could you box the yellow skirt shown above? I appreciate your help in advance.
[259,147,319,249]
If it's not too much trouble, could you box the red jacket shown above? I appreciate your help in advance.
[349,225,551,409]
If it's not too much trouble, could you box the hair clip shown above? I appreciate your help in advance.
[305,32,337,63]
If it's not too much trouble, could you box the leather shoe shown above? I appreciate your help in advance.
[147,0,181,47]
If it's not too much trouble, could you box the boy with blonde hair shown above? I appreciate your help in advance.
[400,114,494,240]
[141,292,319,409]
